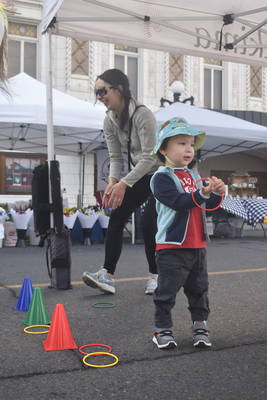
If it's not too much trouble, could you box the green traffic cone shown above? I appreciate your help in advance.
[23,287,50,326]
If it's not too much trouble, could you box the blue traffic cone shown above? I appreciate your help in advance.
[12,277,33,311]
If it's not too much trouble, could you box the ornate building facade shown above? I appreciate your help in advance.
[1,0,267,205]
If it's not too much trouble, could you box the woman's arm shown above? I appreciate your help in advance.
[121,107,158,187]
[104,116,124,182]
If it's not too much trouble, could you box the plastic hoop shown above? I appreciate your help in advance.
[92,302,116,308]
[24,324,50,334]
[191,177,224,211]
[78,343,113,356]
[82,352,119,368]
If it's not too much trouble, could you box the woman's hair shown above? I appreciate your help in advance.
[97,68,132,130]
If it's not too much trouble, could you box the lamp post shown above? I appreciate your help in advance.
[160,81,194,107]
[159,81,201,160]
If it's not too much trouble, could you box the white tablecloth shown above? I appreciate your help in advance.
[63,211,78,229]
[98,213,110,229]
[10,209,33,230]
[77,211,99,229]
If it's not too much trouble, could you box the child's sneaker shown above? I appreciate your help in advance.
[82,268,115,294]
[192,321,212,348]
[152,330,177,349]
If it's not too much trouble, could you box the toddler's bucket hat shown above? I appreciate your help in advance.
[152,117,206,156]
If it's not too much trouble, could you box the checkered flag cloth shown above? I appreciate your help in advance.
[241,199,267,227]
[221,198,248,220]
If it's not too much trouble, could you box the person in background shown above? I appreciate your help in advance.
[82,68,159,295]
[150,117,225,349]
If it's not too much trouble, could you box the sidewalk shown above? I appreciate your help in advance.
[0,237,266,400]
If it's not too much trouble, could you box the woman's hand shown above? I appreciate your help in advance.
[102,177,118,208]
[107,181,128,209]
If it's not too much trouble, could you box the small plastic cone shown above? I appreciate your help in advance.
[43,304,77,351]
[23,288,50,325]
[12,277,33,311]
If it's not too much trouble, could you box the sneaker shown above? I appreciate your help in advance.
[82,268,115,294]
[145,274,158,295]
[152,330,177,349]
[192,321,212,348]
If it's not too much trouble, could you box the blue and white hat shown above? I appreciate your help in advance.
[152,117,206,156]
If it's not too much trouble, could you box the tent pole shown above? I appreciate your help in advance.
[78,145,84,208]
[226,18,267,48]
[45,30,54,228]
[234,7,267,18]
[81,153,85,208]
[46,30,55,163]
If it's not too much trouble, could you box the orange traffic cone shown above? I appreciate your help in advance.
[43,304,77,351]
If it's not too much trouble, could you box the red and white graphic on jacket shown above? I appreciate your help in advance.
[156,169,206,250]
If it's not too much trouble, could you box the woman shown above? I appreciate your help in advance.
[82,68,159,295]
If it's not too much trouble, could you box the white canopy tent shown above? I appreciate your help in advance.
[40,1,267,233]
[41,0,267,161]
[42,1,267,66]
[155,102,267,159]
[0,73,106,155]
[1,73,266,159]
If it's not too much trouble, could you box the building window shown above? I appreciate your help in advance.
[7,22,37,78]
[114,44,138,99]
[0,154,44,194]
[169,53,183,84]
[250,66,262,98]
[204,58,223,109]
[71,39,89,75]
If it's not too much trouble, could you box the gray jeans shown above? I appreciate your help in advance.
[154,248,210,330]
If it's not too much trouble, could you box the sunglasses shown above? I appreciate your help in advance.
[94,86,113,97]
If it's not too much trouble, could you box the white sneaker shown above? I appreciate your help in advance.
[145,274,158,295]
[82,268,115,294]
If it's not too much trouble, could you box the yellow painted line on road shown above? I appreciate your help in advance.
[1,267,267,289]
[209,267,267,275]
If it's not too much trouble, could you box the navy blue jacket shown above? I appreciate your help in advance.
[150,166,222,245]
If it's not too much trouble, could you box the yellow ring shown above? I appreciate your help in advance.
[23,325,50,334]
[82,352,119,368]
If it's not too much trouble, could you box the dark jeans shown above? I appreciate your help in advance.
[104,175,157,275]
[154,248,210,330]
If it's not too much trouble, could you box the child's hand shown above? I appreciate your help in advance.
[210,176,226,195]
[201,178,214,196]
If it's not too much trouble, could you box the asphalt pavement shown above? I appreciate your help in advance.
[0,234,266,400]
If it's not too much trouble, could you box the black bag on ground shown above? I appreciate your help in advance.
[46,229,71,289]
[50,160,64,234]
[32,162,50,235]
[32,160,64,235]
[32,160,71,289]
